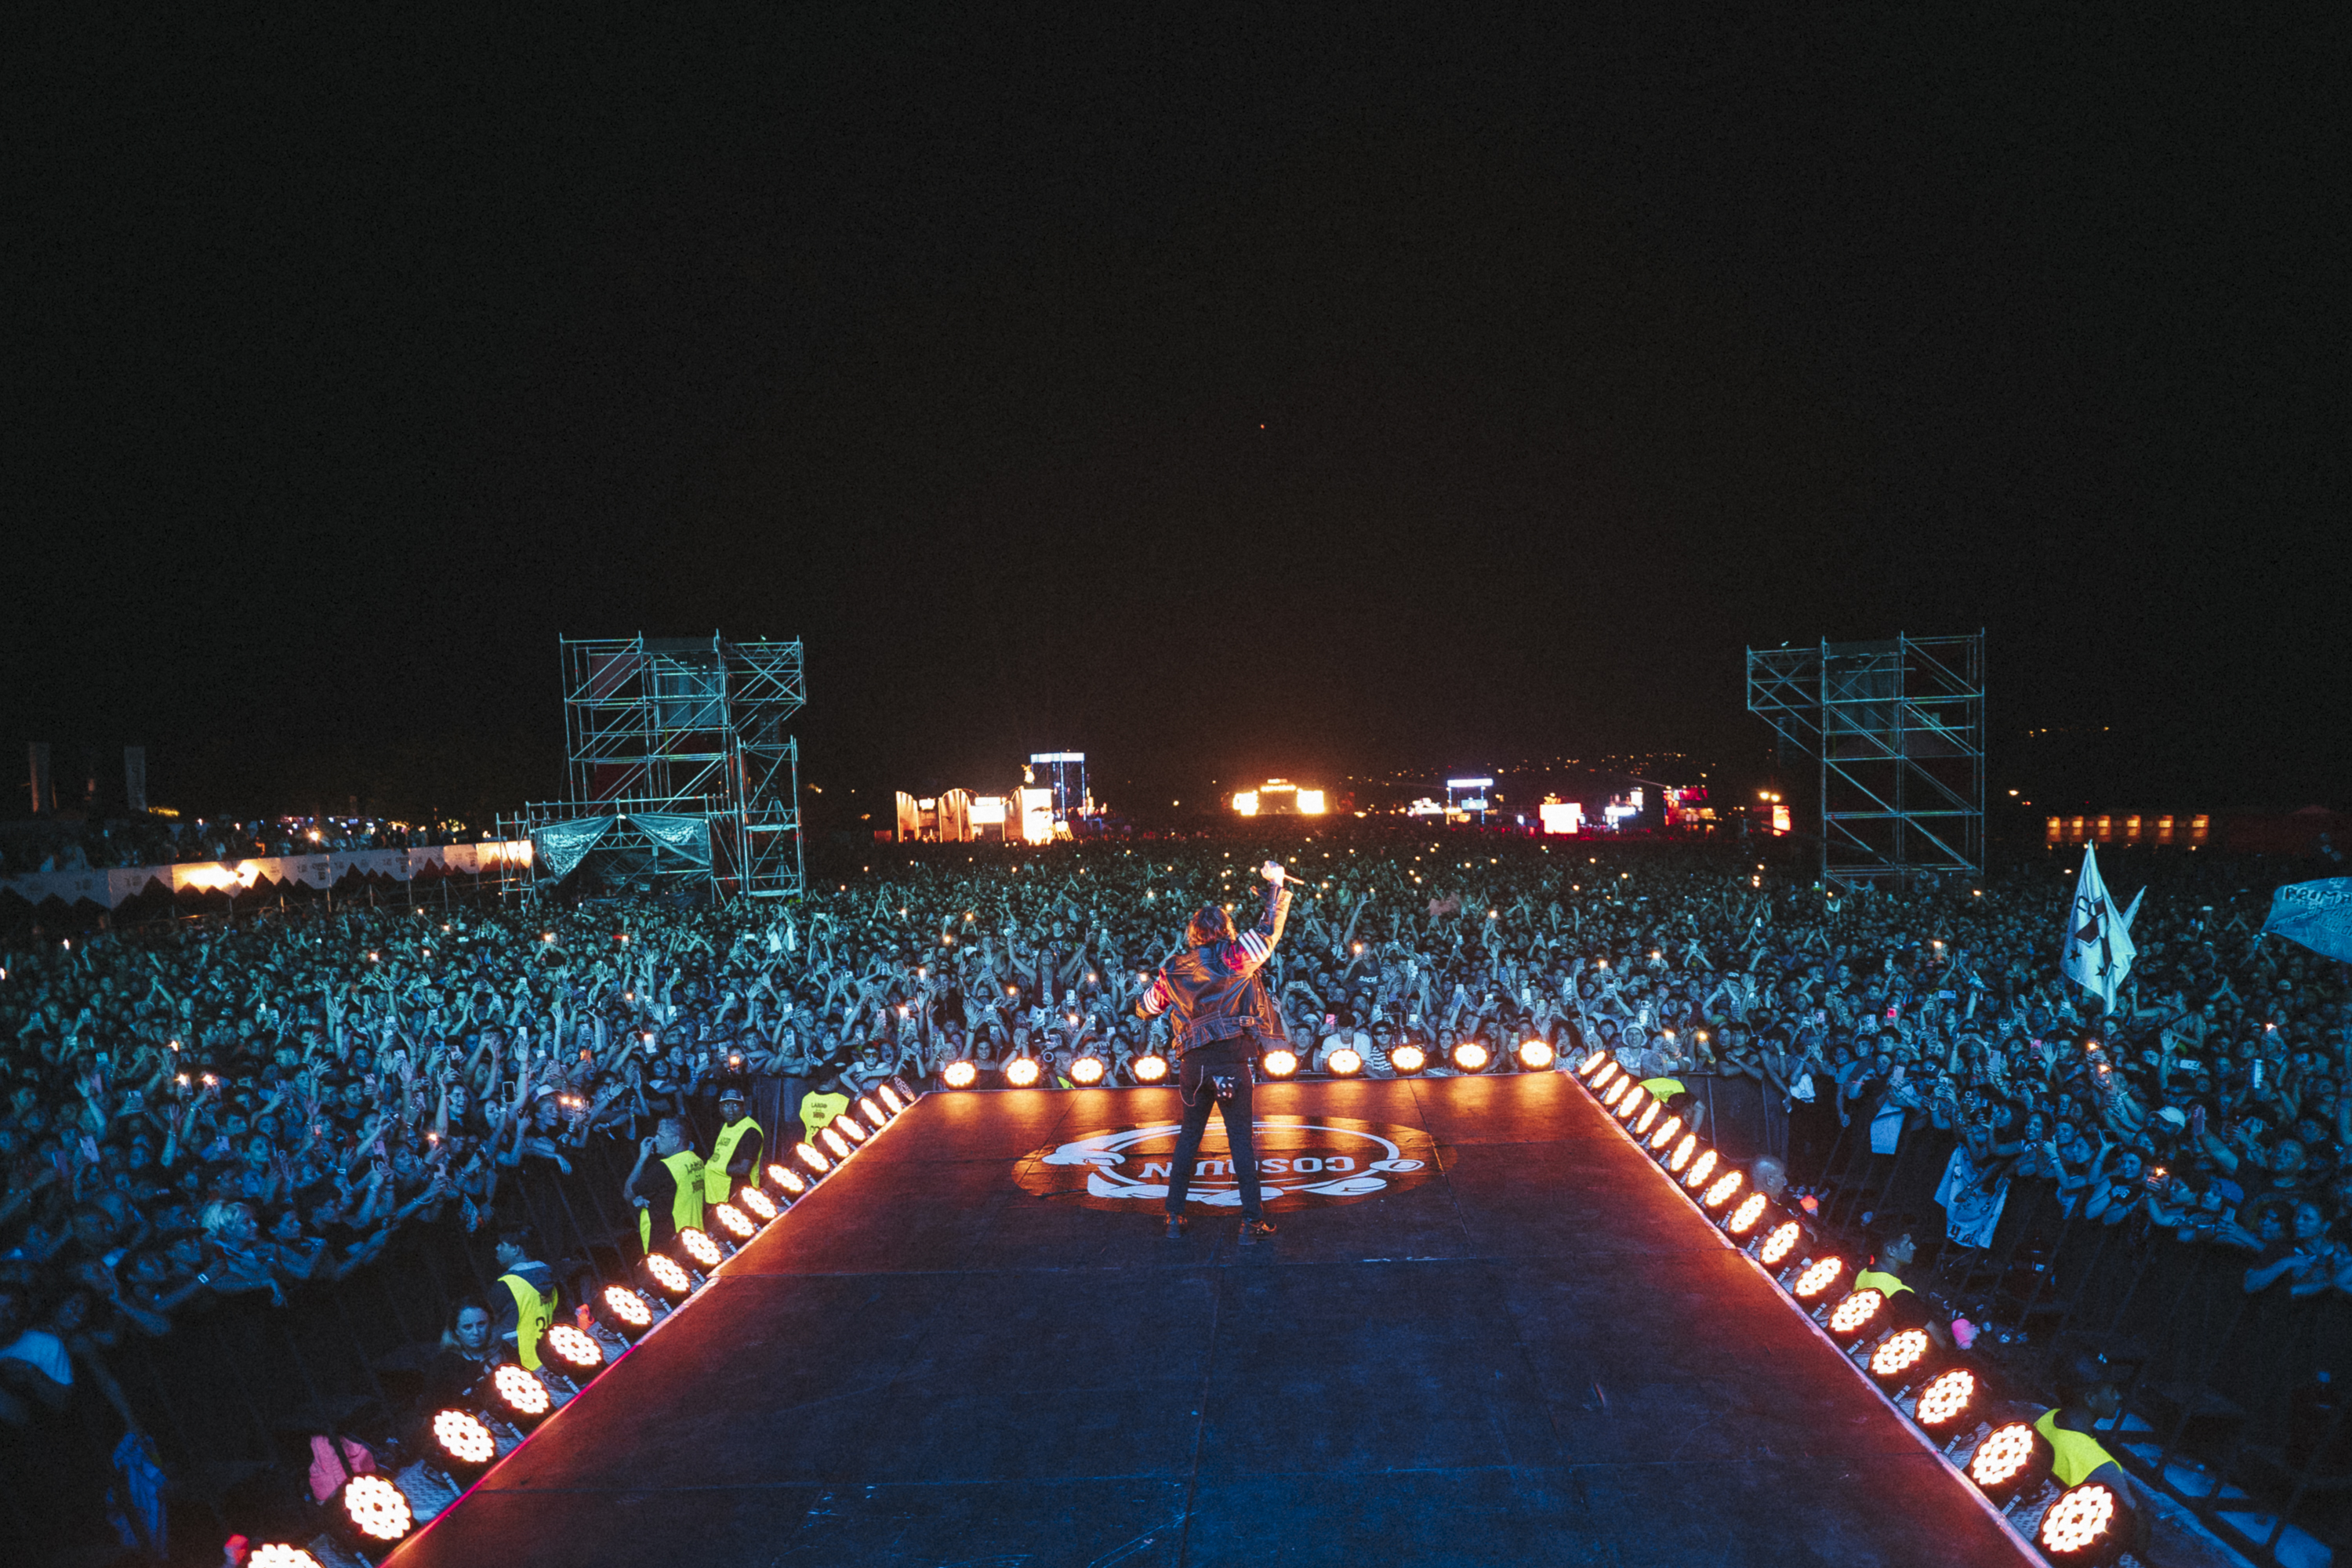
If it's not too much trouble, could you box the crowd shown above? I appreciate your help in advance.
[0,815,481,876]
[0,831,2344,1540]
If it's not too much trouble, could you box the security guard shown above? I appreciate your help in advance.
[705,1083,764,1207]
[799,1071,851,1144]
[626,1116,706,1254]
[2034,1348,2154,1555]
[1856,1214,1951,1346]
[490,1225,558,1373]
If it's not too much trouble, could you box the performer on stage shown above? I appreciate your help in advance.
[1137,860,1292,1243]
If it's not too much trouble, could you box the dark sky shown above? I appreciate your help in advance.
[8,12,2347,825]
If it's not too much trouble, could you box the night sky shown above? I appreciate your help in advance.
[8,13,2346,828]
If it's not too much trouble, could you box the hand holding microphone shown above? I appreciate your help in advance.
[1261,862,1287,886]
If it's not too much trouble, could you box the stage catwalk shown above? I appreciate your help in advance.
[388,1073,2034,1566]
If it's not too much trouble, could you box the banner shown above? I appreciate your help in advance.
[2263,877,2352,964]
[529,819,612,880]
[631,813,713,867]
[2060,844,2136,1014]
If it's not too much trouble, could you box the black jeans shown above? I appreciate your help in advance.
[1165,1037,1264,1221]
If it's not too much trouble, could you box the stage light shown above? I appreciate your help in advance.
[491,1362,550,1426]
[1682,1149,1719,1189]
[834,1114,869,1143]
[1966,1421,2053,1504]
[1601,1076,1630,1108]
[1518,1040,1555,1069]
[821,1127,852,1159]
[1327,1047,1364,1076]
[1005,1057,1042,1087]
[251,1547,323,1568]
[715,1203,757,1240]
[795,1142,833,1174]
[2038,1482,2125,1563]
[1668,1134,1697,1172]
[1594,1064,1624,1095]
[1759,1221,1802,1266]
[858,1094,889,1123]
[738,1186,779,1223]
[431,1408,499,1476]
[1133,1053,1170,1082]
[1701,1171,1744,1210]
[677,1227,724,1269]
[1914,1367,1976,1432]
[1725,1192,1769,1236]
[338,1474,414,1545]
[1262,1048,1300,1077]
[1633,1099,1661,1134]
[1647,1115,1682,1151]
[1791,1257,1845,1301]
[1069,1055,1106,1084]
[878,1086,906,1114]
[770,1161,809,1192]
[644,1254,694,1299]
[1825,1289,1886,1344]
[544,1324,604,1373]
[1452,1042,1490,1073]
[943,1060,979,1088]
[1391,1044,1428,1075]
[1578,1049,1611,1076]
[1868,1330,1934,1395]
[601,1283,655,1334]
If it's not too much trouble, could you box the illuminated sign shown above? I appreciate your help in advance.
[1018,788,1054,845]
[1446,778,1494,789]
[968,796,1007,826]
[1539,801,1582,836]
[1029,752,1085,763]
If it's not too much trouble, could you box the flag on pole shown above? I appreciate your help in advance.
[2060,844,2136,1013]
[2262,878,2352,964]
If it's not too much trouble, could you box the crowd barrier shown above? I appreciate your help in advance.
[1651,1067,2351,1565]
[0,1082,774,1555]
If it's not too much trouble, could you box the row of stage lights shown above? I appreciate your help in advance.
[249,1083,917,1565]
[937,1038,1558,1089]
[1574,1050,2135,1566]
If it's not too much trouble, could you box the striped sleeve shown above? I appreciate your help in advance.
[1135,973,1172,1018]
[1236,930,1272,965]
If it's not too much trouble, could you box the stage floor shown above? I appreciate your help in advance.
[390,1074,2033,1567]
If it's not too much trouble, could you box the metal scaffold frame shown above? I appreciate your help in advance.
[1746,632,1986,887]
[503,633,805,901]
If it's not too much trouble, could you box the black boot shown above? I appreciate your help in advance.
[1239,1218,1278,1244]
[1166,1214,1188,1240]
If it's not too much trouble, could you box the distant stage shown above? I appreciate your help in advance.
[390,1074,2034,1567]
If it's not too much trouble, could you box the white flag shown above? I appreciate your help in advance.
[2060,844,2137,1013]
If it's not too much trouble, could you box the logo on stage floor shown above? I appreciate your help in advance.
[1012,1116,1448,1211]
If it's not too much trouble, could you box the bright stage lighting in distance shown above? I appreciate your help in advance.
[858,1094,888,1123]
[879,1086,906,1114]
[1390,1044,1428,1075]
[738,1187,779,1222]
[492,1363,550,1425]
[1700,1171,1743,1210]
[1069,1055,1106,1084]
[1634,1100,1661,1134]
[1005,1057,1042,1087]
[1132,1053,1170,1082]
[821,1127,852,1158]
[1759,1221,1802,1266]
[1725,1192,1769,1236]
[1682,1149,1719,1189]
[1648,1115,1682,1151]
[250,1546,324,1568]
[1826,1289,1885,1342]
[1914,1367,1976,1432]
[942,1060,978,1088]
[715,1203,757,1240]
[1614,1088,1646,1123]
[431,1408,499,1475]
[1517,1040,1555,1069]
[1965,1421,2052,1503]
[1601,1076,1630,1107]
[1262,1049,1298,1077]
[769,1161,808,1192]
[677,1227,723,1269]
[1668,1134,1697,1172]
[1451,1042,1490,1073]
[1327,1047,1364,1076]
[833,1113,868,1142]
[2038,1482,2123,1562]
[1579,1049,1611,1076]
[795,1143,832,1174]
[1868,1329,1933,1393]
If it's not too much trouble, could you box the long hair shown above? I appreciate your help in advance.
[1187,905,1236,948]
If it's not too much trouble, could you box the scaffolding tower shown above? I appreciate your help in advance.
[1746,633,1985,887]
[505,634,805,900]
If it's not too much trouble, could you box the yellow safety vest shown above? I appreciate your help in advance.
[638,1148,706,1253]
[1641,1077,1686,1102]
[800,1092,850,1144]
[496,1271,557,1373]
[2034,1408,2120,1489]
[1853,1268,1913,1299]
[706,1116,762,1206]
